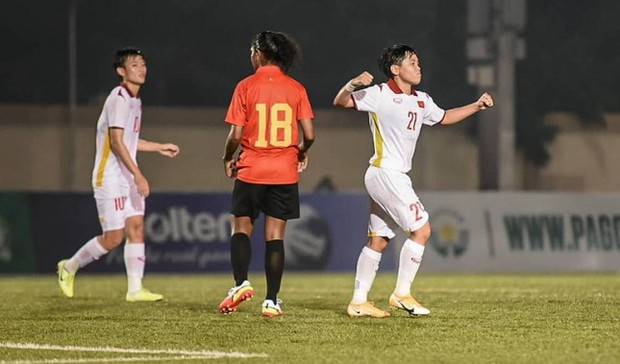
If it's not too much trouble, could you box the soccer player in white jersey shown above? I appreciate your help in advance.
[56,48,180,302]
[334,44,494,318]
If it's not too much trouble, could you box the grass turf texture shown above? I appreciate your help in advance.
[0,273,618,363]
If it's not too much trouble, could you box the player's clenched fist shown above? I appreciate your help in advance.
[351,71,374,88]
[477,92,494,110]
[345,71,374,92]
[158,143,180,157]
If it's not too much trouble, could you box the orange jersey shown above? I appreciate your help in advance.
[225,65,314,184]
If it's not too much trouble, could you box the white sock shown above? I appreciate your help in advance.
[65,237,108,273]
[351,246,382,304]
[394,239,425,296]
[124,242,145,294]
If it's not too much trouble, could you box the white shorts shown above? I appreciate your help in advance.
[95,186,144,232]
[364,166,429,239]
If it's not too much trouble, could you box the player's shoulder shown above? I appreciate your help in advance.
[283,74,308,91]
[353,83,382,97]
[102,85,135,112]
[412,88,432,100]
[232,74,257,91]
[237,73,255,85]
[366,83,385,94]
[107,85,132,101]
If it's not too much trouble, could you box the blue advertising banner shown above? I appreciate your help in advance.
[31,192,383,273]
[0,193,35,273]
[16,191,620,274]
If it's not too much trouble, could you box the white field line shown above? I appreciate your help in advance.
[0,342,267,363]
[0,356,228,363]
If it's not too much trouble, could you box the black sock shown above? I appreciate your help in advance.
[231,233,251,286]
[265,239,284,302]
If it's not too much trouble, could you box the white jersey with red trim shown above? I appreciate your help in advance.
[91,85,142,199]
[352,79,445,173]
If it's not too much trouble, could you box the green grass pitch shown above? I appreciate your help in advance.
[1,273,619,363]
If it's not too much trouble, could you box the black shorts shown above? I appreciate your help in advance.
[231,179,300,220]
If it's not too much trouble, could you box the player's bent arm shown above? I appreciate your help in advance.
[333,86,356,109]
[441,92,494,126]
[109,127,150,197]
[222,125,243,161]
[298,118,315,153]
[441,102,480,125]
[333,71,374,108]
[138,139,180,157]
[222,124,243,178]
[297,119,315,173]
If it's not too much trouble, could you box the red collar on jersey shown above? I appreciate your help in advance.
[387,78,417,96]
[120,83,140,98]
[255,65,284,75]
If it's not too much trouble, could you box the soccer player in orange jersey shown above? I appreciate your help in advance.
[56,48,180,302]
[218,31,315,317]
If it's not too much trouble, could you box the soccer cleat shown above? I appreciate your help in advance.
[389,293,430,316]
[261,299,283,317]
[57,260,75,298]
[347,301,391,318]
[218,280,254,314]
[125,288,164,302]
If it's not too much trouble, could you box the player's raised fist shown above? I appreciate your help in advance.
[478,92,494,110]
[352,71,374,88]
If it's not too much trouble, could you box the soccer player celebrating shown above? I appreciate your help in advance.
[57,48,180,302]
[219,31,315,317]
[333,44,493,318]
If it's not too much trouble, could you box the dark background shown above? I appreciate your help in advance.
[3,0,618,111]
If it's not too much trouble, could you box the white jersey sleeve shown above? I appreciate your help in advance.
[352,85,382,113]
[419,92,446,126]
[106,90,131,129]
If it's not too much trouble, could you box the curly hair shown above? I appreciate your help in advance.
[251,31,301,73]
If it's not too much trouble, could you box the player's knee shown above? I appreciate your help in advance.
[125,218,145,242]
[126,231,144,243]
[367,236,389,252]
[412,223,431,244]
[100,230,125,250]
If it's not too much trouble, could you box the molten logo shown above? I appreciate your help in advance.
[145,207,230,244]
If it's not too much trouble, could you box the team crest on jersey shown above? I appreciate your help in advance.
[393,98,403,104]
[418,101,425,108]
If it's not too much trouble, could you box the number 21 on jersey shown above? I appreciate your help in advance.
[407,111,418,131]
[255,103,293,148]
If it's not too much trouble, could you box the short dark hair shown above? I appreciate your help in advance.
[378,45,417,78]
[251,31,300,73]
[113,47,145,70]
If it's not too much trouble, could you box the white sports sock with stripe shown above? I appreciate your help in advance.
[351,246,382,304]
[65,237,108,273]
[394,239,425,296]
[124,242,145,294]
